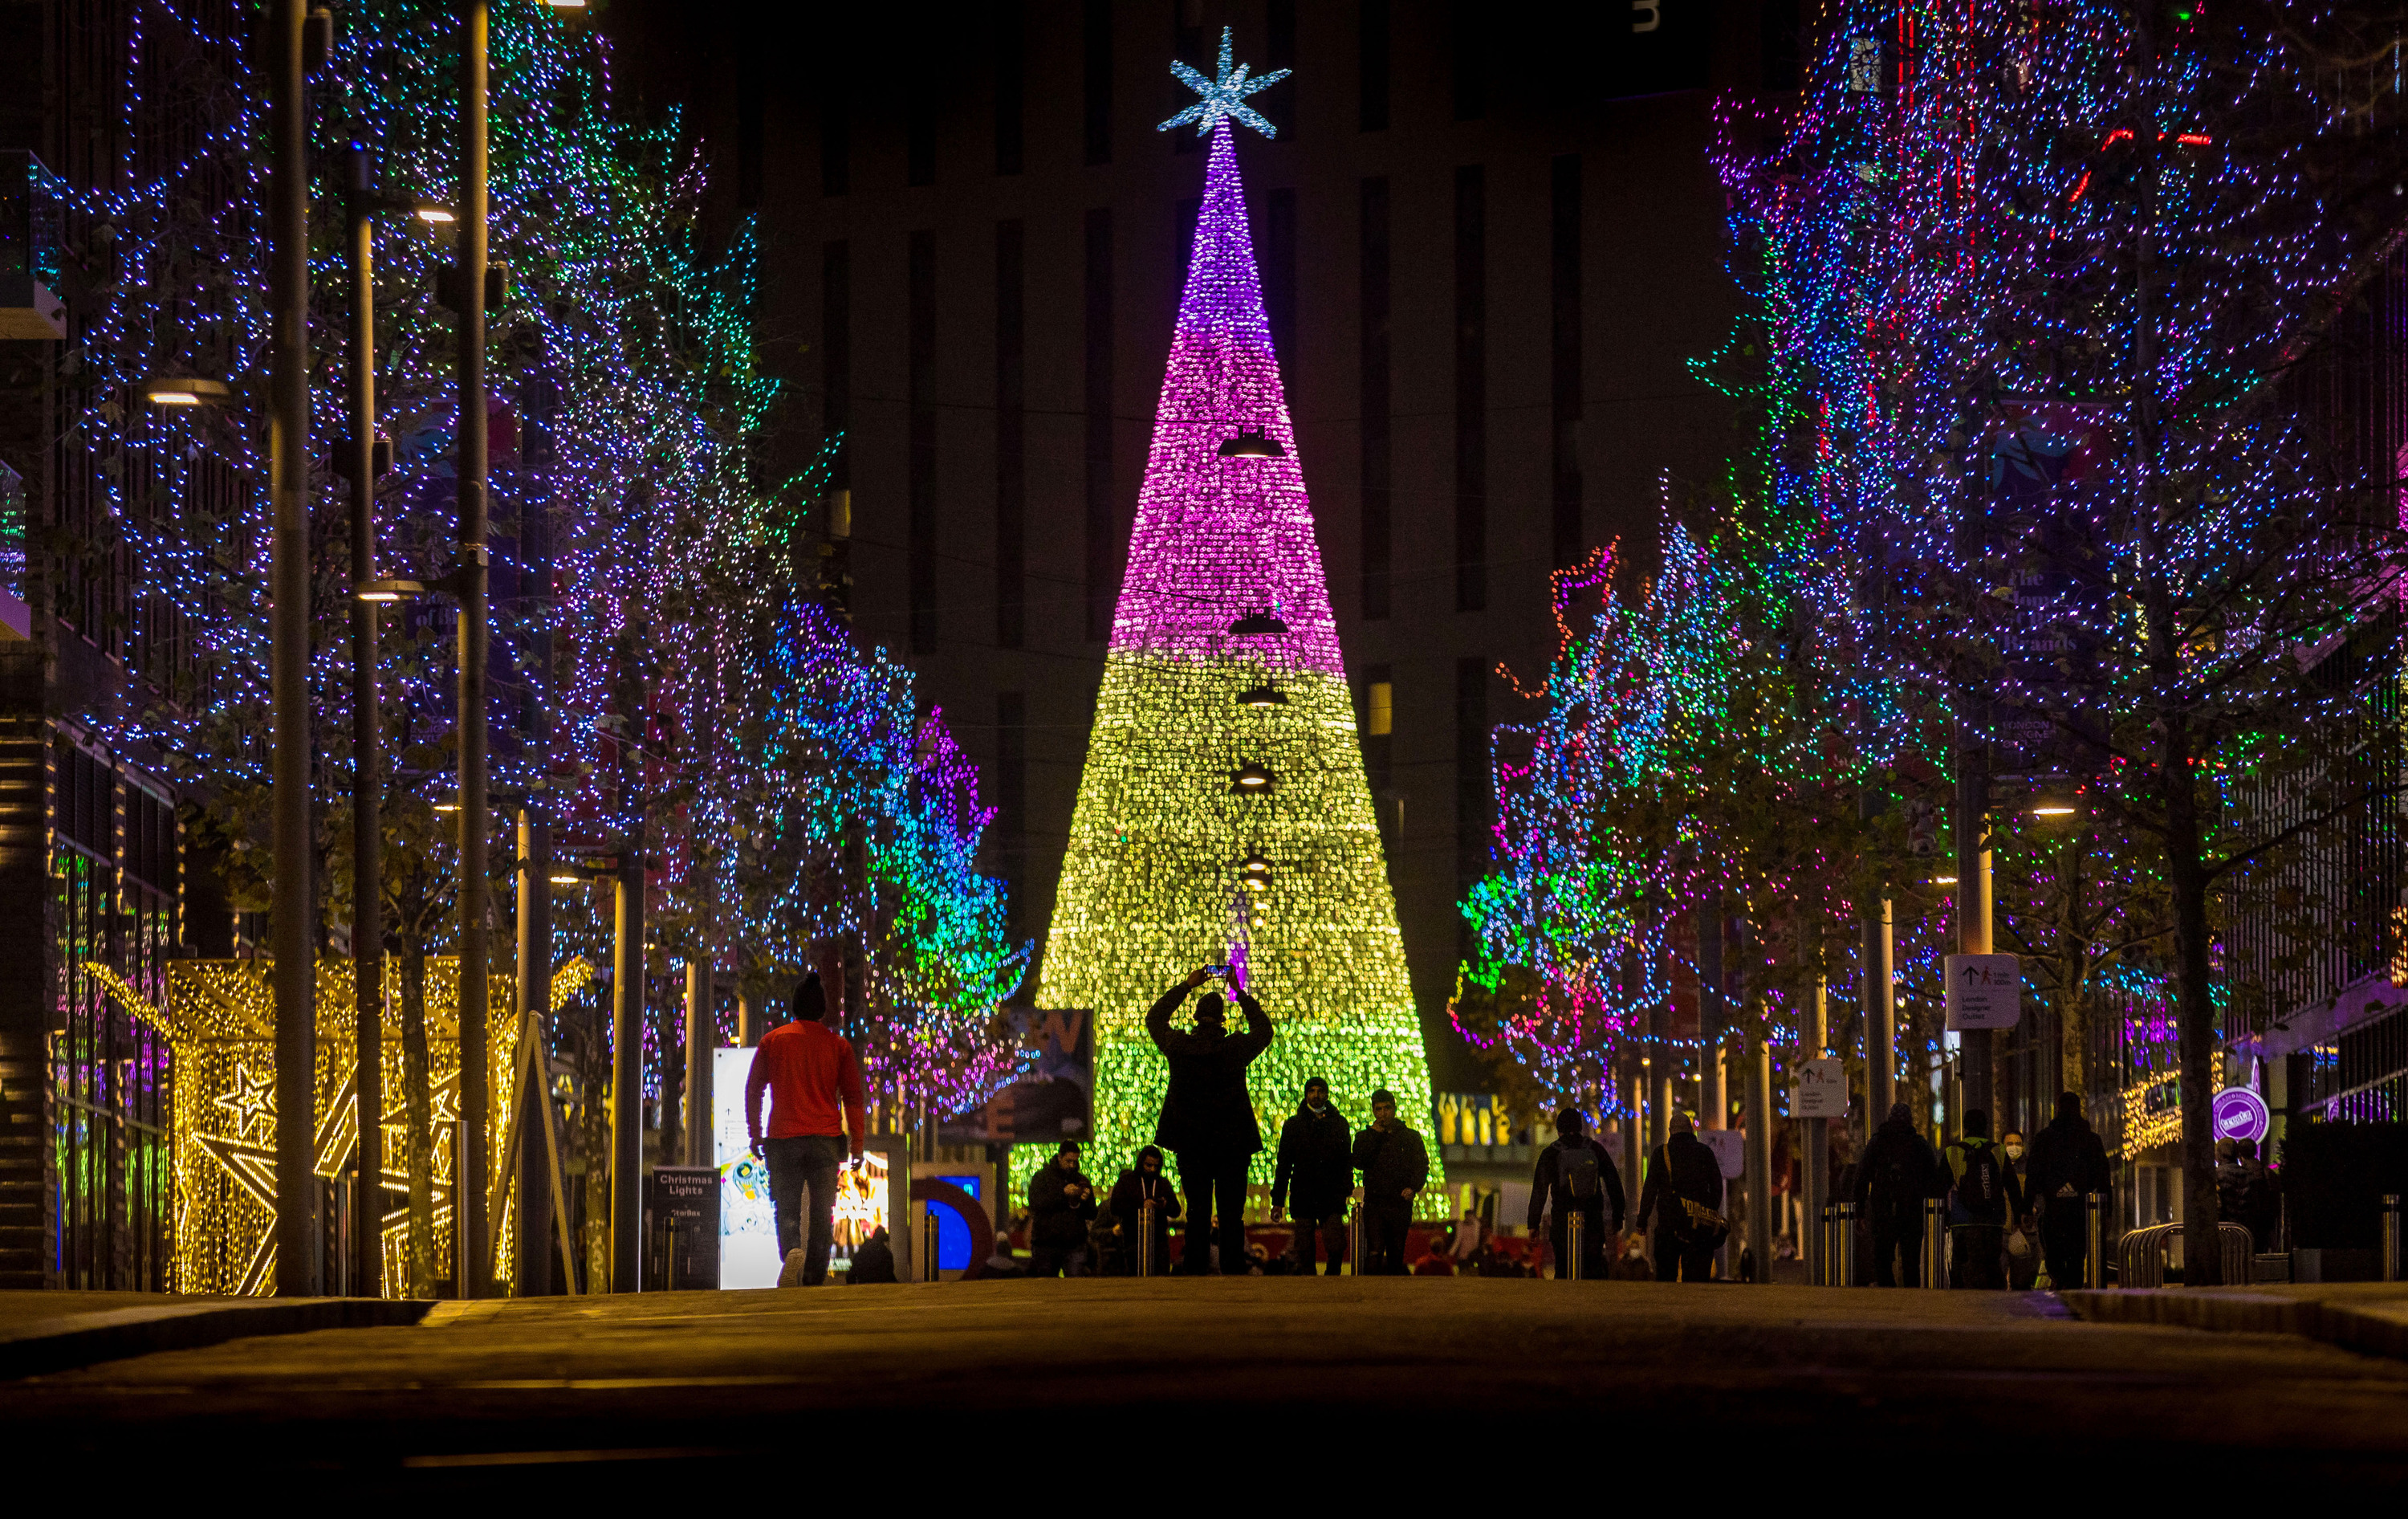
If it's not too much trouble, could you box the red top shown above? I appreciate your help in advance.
[745,1020,868,1147]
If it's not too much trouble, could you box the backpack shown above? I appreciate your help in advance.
[1873,1131,1929,1205]
[1559,1142,1601,1203]
[1953,1142,2006,1224]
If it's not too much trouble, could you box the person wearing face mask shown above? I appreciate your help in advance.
[1108,1144,1183,1275]
[1271,1077,1354,1275]
[2000,1129,2040,1289]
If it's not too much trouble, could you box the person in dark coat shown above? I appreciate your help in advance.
[2001,1129,2040,1290]
[1939,1109,2024,1289]
[1636,1113,1726,1281]
[1857,1100,1943,1287]
[1351,1089,1430,1275]
[1146,967,1274,1274]
[1271,1076,1354,1275]
[1026,1141,1100,1277]
[1108,1144,1183,1275]
[1527,1106,1625,1281]
[2026,1090,2112,1288]
[847,1226,897,1284]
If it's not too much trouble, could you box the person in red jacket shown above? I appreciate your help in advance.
[746,973,868,1287]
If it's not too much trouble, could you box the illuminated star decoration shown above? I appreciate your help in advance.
[1159,26,1291,140]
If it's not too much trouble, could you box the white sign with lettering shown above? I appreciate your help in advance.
[1944,953,2023,1030]
[1789,1057,1849,1119]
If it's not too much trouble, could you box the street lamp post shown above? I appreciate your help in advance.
[266,0,318,1298]
[454,0,494,1299]
[343,145,454,1299]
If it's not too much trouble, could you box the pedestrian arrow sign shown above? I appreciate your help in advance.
[1944,954,2021,1031]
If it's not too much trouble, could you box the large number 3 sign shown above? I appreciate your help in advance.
[1632,0,1661,32]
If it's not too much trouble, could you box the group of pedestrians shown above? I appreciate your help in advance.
[1527,1107,1729,1281]
[1125,967,1433,1274]
[1854,1092,2111,1289]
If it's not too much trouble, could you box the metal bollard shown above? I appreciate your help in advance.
[1348,1206,1365,1277]
[1921,1198,1946,1289]
[1816,1204,1832,1286]
[1567,1210,1585,1281]
[1837,1201,1857,1287]
[921,1206,941,1284]
[1138,1199,1157,1277]
[2086,1191,2108,1289]
[2383,1194,2402,1284]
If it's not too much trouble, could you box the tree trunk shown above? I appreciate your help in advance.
[400,939,435,1297]
[2056,832,2089,1101]
[2162,719,2223,1286]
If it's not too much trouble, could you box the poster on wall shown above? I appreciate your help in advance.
[714,1045,892,1288]
[938,1008,1092,1146]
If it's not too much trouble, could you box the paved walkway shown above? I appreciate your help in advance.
[0,1289,426,1379]
[3,1279,2405,1492]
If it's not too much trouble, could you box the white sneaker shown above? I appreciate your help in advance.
[777,1248,808,1288]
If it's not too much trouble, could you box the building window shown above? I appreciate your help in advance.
[1367,679,1394,737]
[1454,164,1487,613]
[909,230,938,654]
[1360,0,1390,132]
[1551,153,1584,569]
[1084,0,1113,166]
[1084,209,1116,640]
[1359,176,1390,621]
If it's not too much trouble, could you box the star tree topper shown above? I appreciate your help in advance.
[1159,26,1291,140]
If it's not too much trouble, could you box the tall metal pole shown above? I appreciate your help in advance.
[1955,759,1993,1124]
[611,845,646,1292]
[1698,894,1726,1130]
[267,0,319,1298]
[1746,1034,1772,1283]
[515,808,553,1293]
[346,145,385,1299]
[685,960,713,1167]
[454,0,494,1298]
[1861,788,1895,1139]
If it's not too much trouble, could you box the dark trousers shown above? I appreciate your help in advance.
[1291,1211,1346,1274]
[763,1134,844,1286]
[1029,1244,1086,1278]
[1549,1209,1611,1281]
[1365,1199,1412,1275]
[2041,1197,2088,1287]
[1652,1229,1714,1282]
[1952,1224,2006,1289]
[1178,1151,1250,1273]
[1869,1207,1923,1288]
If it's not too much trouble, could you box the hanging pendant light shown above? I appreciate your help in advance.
[1236,682,1287,708]
[1217,430,1284,458]
[1230,761,1275,793]
[1238,853,1273,891]
[1229,609,1288,636]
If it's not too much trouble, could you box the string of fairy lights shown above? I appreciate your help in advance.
[59,1,1031,1199]
[1458,1,2393,1126]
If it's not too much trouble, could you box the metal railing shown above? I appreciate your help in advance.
[2118,1220,2254,1289]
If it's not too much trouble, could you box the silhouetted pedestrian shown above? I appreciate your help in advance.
[1146,967,1274,1274]
[1857,1100,1942,1287]
[1271,1077,1353,1275]
[1352,1089,1429,1275]
[1940,1109,2023,1289]
[1027,1141,1099,1277]
[1527,1106,1625,1280]
[2027,1091,2111,1288]
[1108,1144,1182,1275]
[1636,1113,1726,1281]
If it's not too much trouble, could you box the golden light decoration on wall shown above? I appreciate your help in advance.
[90,955,593,1296]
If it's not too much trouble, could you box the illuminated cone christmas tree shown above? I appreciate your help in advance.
[1041,41,1437,1200]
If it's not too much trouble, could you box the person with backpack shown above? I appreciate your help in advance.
[2026,1091,2112,1288]
[1940,1109,2024,1289]
[1527,1106,1625,1281]
[1271,1076,1354,1275]
[1856,1101,1942,1287]
[1634,1113,1727,1281]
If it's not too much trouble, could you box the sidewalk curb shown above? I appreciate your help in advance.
[2062,1289,2408,1361]
[0,1297,434,1380]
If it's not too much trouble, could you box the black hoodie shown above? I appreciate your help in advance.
[1272,1098,1355,1218]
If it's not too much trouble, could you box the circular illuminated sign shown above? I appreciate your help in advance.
[2210,1085,2269,1144]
